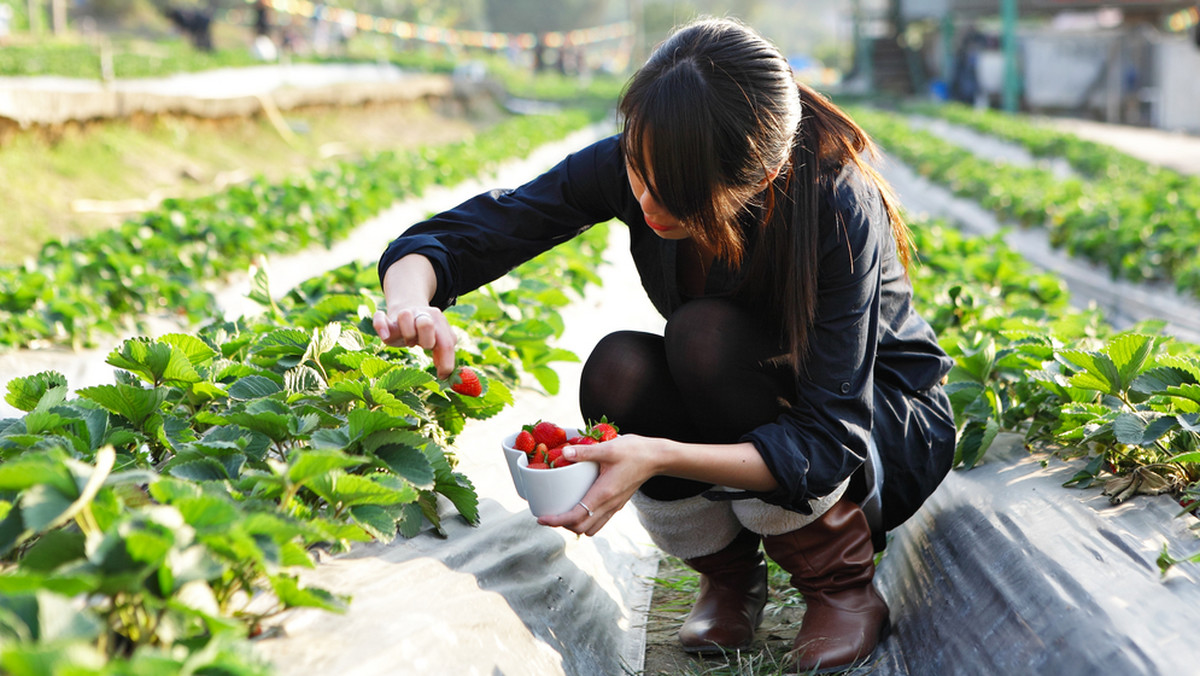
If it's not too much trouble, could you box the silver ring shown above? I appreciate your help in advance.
[578,501,594,517]
[413,311,431,321]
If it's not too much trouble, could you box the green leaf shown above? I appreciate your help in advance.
[438,480,480,526]
[228,375,283,400]
[225,399,292,442]
[954,417,1000,469]
[1163,383,1200,413]
[21,484,77,533]
[107,338,201,386]
[286,449,363,487]
[349,504,403,542]
[498,318,556,345]
[173,495,241,531]
[1131,365,1198,395]
[19,529,86,572]
[159,333,219,367]
[284,365,326,394]
[1166,450,1200,464]
[280,540,315,568]
[269,574,348,613]
[77,384,167,427]
[4,372,68,413]
[372,441,436,490]
[528,365,561,395]
[310,427,351,451]
[395,502,425,538]
[1113,412,1148,445]
[0,458,76,495]
[253,328,311,359]
[306,471,418,509]
[1061,349,1122,396]
[1108,333,1156,391]
[375,366,436,393]
[21,447,114,536]
[347,407,407,442]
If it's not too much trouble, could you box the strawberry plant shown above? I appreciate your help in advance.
[0,109,597,351]
[852,106,1200,298]
[905,216,1200,573]
[0,217,611,671]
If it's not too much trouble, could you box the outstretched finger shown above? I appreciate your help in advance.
[431,321,457,379]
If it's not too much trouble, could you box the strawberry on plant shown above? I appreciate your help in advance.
[450,366,483,397]
[514,429,536,453]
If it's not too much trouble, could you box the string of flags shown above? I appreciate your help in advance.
[244,0,636,50]
[1165,6,1197,33]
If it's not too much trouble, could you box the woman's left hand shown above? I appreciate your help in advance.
[536,434,661,537]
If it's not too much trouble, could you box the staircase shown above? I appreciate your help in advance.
[871,36,919,96]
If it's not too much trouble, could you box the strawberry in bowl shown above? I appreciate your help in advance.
[499,419,618,516]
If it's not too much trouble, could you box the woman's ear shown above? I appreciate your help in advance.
[760,164,783,188]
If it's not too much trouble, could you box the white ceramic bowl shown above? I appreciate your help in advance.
[500,427,599,517]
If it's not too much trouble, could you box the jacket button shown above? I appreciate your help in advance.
[840,382,851,394]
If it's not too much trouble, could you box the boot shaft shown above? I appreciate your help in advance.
[760,499,876,595]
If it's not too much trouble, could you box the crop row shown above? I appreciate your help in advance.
[0,108,597,351]
[0,206,611,673]
[852,106,1200,296]
[908,218,1200,572]
[0,41,267,79]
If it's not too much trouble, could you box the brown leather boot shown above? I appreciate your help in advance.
[678,528,768,653]
[760,499,889,673]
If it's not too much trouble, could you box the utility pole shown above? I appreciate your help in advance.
[51,0,65,35]
[27,0,41,34]
[1001,0,1019,112]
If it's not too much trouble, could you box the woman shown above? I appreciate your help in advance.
[373,18,955,672]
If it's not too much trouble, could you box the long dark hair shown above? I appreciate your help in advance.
[619,17,911,365]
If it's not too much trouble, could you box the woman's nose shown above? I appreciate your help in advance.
[637,186,658,212]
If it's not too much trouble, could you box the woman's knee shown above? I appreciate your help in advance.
[579,331,668,419]
[663,299,747,375]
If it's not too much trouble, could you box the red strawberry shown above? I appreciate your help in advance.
[514,429,535,453]
[527,462,551,470]
[551,457,574,468]
[588,417,619,442]
[547,446,565,465]
[450,366,482,397]
[528,421,567,449]
[530,443,548,464]
[567,435,597,446]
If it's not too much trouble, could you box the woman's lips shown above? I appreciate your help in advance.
[644,215,672,231]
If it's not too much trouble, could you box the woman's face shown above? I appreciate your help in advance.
[625,159,691,240]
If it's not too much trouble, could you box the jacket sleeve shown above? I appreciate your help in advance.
[377,135,626,308]
[738,169,889,511]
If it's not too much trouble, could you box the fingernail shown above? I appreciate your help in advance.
[562,446,577,460]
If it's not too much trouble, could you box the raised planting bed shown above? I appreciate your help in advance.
[873,433,1200,675]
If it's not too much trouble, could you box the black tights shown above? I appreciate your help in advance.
[578,298,796,501]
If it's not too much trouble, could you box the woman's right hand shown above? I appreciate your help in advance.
[373,254,458,379]
[372,306,457,379]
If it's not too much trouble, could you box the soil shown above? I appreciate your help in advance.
[639,556,806,676]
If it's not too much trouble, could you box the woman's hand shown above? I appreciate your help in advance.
[372,306,457,379]
[536,435,779,537]
[373,254,457,379]
[537,434,663,537]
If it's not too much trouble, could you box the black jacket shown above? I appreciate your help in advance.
[379,134,956,527]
